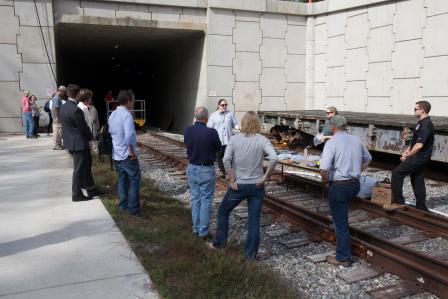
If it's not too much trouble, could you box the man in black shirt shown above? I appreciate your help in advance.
[385,101,434,211]
[184,107,222,239]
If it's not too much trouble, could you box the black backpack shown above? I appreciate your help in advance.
[44,100,51,113]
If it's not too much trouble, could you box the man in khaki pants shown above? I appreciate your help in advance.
[51,85,66,150]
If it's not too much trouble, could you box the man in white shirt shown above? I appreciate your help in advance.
[207,99,238,178]
[77,89,94,134]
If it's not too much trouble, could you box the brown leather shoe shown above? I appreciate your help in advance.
[383,203,406,212]
[326,255,351,267]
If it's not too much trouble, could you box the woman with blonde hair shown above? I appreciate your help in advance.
[210,111,278,260]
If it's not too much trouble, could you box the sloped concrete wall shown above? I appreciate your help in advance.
[309,0,448,116]
[0,0,55,132]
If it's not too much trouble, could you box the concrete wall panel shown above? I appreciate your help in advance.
[314,82,327,109]
[0,44,21,81]
[82,1,118,18]
[326,35,345,67]
[259,96,286,111]
[17,26,55,64]
[345,13,368,49]
[260,68,286,96]
[0,82,21,118]
[208,35,234,66]
[421,97,448,116]
[394,0,425,42]
[180,8,206,23]
[207,66,234,96]
[116,3,151,20]
[422,14,448,57]
[0,118,21,132]
[426,0,448,17]
[390,79,422,114]
[422,56,448,96]
[347,6,367,17]
[366,62,392,96]
[287,15,306,26]
[392,40,423,78]
[344,81,367,112]
[367,2,395,28]
[285,82,306,110]
[314,23,327,54]
[345,47,368,81]
[326,66,344,97]
[366,97,391,113]
[208,8,235,36]
[233,21,262,52]
[260,38,286,68]
[260,13,287,38]
[314,53,326,83]
[286,25,306,54]
[367,25,393,63]
[286,54,306,83]
[233,82,261,111]
[326,11,347,37]
[0,6,19,44]
[15,0,53,27]
[235,11,260,22]
[20,63,55,100]
[233,52,261,82]
[150,5,182,22]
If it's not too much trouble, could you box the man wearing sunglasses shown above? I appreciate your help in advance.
[384,101,434,212]
[207,99,239,179]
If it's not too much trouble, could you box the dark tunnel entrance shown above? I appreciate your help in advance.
[55,24,205,131]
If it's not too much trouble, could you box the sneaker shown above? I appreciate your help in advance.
[383,203,406,212]
[53,145,63,150]
[87,188,103,198]
[326,255,351,267]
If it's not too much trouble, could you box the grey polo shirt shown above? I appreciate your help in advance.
[207,110,238,146]
[320,131,372,181]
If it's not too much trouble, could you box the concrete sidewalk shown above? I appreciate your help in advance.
[0,135,158,298]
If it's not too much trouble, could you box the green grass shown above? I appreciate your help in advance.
[93,157,298,299]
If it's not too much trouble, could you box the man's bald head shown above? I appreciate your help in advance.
[194,106,208,122]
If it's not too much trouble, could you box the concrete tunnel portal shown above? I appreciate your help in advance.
[55,23,205,131]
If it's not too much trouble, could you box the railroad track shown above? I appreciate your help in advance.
[138,130,448,298]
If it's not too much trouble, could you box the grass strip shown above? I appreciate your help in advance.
[93,157,298,299]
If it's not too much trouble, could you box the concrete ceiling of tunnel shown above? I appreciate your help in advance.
[55,23,203,56]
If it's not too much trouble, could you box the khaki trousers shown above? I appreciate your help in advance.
[53,123,62,147]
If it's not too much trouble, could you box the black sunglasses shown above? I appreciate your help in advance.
[220,104,228,107]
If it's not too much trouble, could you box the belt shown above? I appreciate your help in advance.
[190,162,214,167]
[331,178,358,185]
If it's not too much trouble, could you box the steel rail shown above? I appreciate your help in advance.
[263,194,448,298]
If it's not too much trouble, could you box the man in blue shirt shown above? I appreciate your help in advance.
[108,90,141,216]
[185,107,221,239]
[320,115,372,267]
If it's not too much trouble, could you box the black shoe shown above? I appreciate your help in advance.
[87,188,103,198]
[72,195,93,202]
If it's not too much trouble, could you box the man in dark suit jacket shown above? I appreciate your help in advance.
[61,84,100,201]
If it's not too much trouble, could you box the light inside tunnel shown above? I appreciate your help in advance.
[55,24,205,131]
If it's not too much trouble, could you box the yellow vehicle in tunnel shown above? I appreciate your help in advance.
[106,100,146,127]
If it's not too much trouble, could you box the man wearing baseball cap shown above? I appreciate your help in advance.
[320,115,372,267]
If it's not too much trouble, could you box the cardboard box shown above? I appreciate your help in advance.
[372,183,392,206]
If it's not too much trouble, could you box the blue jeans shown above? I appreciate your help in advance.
[328,180,360,261]
[213,184,265,260]
[115,157,141,215]
[22,112,34,137]
[187,164,216,236]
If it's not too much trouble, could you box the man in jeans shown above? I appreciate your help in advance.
[51,85,66,150]
[320,115,372,267]
[184,107,221,239]
[384,100,434,212]
[109,90,141,216]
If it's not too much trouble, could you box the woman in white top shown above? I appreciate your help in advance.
[207,98,238,178]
